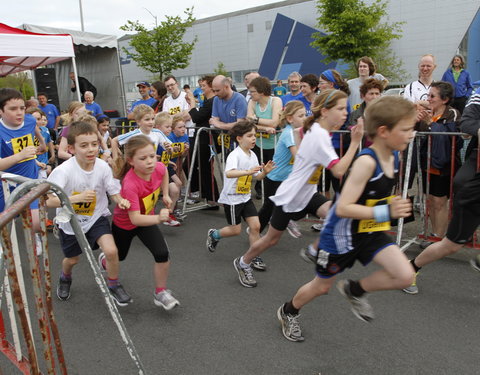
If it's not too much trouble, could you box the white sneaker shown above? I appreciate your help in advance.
[154,289,179,310]
[286,220,302,238]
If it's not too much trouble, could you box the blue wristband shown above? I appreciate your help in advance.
[373,204,390,223]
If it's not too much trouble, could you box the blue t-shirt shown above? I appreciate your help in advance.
[129,97,156,113]
[193,87,204,107]
[36,126,51,164]
[39,103,60,129]
[281,92,303,107]
[85,102,103,117]
[267,125,296,181]
[0,114,39,210]
[274,86,287,97]
[168,133,189,162]
[299,96,313,116]
[212,92,247,124]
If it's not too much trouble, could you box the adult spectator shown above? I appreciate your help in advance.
[281,72,303,106]
[183,84,192,94]
[209,75,248,131]
[299,74,319,116]
[150,81,167,114]
[273,80,287,97]
[404,54,436,103]
[69,72,97,102]
[239,72,260,102]
[162,75,193,134]
[26,97,39,110]
[186,75,219,202]
[84,91,103,117]
[226,77,237,92]
[37,92,60,131]
[127,82,156,120]
[441,54,473,114]
[193,78,205,107]
[347,56,388,109]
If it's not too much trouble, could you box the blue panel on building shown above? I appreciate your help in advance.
[467,10,480,83]
[277,63,302,80]
[258,14,295,80]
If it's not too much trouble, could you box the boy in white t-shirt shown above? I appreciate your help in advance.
[47,121,132,306]
[206,120,275,274]
[111,104,170,160]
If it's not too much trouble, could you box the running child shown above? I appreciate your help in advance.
[169,114,190,186]
[47,121,132,305]
[27,107,55,178]
[233,89,363,288]
[111,135,180,310]
[206,120,275,271]
[277,96,415,342]
[97,114,112,162]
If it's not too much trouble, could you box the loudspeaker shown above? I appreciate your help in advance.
[35,68,60,109]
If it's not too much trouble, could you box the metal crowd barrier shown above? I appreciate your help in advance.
[0,173,146,375]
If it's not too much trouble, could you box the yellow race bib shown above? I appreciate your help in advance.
[171,142,185,158]
[168,106,182,115]
[217,134,230,149]
[71,192,96,216]
[142,187,161,214]
[236,175,252,194]
[255,132,270,139]
[11,134,36,163]
[160,151,171,166]
[307,166,323,184]
[358,196,393,233]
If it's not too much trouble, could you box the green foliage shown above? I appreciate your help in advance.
[0,73,34,99]
[311,0,403,65]
[213,62,229,77]
[120,7,197,80]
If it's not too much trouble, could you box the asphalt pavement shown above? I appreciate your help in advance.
[1,204,480,375]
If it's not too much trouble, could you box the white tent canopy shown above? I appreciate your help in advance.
[0,23,75,77]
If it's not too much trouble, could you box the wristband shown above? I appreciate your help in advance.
[373,204,390,223]
[103,150,112,156]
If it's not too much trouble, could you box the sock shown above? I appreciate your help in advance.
[283,301,300,316]
[239,256,250,269]
[212,229,221,240]
[107,278,119,288]
[155,287,166,295]
[411,258,421,273]
[101,257,107,269]
[349,280,366,298]
[61,271,71,281]
[307,244,317,256]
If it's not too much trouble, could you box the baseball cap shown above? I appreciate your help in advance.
[136,81,151,87]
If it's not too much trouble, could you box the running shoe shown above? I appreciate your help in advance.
[57,277,72,301]
[154,289,179,310]
[163,214,181,227]
[251,256,267,271]
[337,279,374,322]
[109,283,132,306]
[173,208,187,222]
[286,220,302,238]
[311,223,324,232]
[206,229,219,252]
[277,304,304,342]
[299,246,317,264]
[402,272,419,294]
[233,257,257,288]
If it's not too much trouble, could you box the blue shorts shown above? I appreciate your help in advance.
[59,216,111,258]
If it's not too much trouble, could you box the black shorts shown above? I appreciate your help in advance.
[422,171,451,198]
[269,192,329,231]
[223,199,258,225]
[59,216,110,258]
[316,232,395,278]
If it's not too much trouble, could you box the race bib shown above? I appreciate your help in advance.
[142,187,161,214]
[168,106,182,115]
[289,156,294,165]
[217,134,230,149]
[255,132,270,139]
[171,142,185,158]
[307,166,323,184]
[11,134,36,162]
[236,175,252,194]
[358,196,393,233]
[71,192,96,216]
[160,151,171,166]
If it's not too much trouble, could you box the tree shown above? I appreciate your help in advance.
[0,73,34,99]
[213,62,229,77]
[120,7,197,80]
[311,0,404,72]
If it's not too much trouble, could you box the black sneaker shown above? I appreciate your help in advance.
[251,256,267,271]
[233,257,257,288]
[206,229,219,252]
[337,280,374,322]
[277,304,304,342]
[57,277,72,301]
[299,247,317,264]
[109,283,132,306]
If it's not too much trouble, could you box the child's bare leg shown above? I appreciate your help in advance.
[245,216,261,245]
[219,224,242,238]
[154,261,170,289]
[168,182,180,213]
[62,256,80,275]
[97,234,119,280]
[291,275,336,310]
[414,237,463,268]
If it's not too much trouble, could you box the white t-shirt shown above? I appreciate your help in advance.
[403,80,432,103]
[218,146,260,205]
[271,123,339,212]
[48,157,120,235]
[162,91,194,136]
[117,128,171,148]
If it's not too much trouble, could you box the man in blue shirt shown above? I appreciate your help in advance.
[281,72,303,107]
[193,79,204,108]
[84,91,103,117]
[38,92,60,130]
[127,82,156,120]
[210,75,247,130]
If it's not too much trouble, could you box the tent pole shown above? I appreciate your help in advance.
[115,41,128,117]
[71,57,82,102]
[31,69,38,98]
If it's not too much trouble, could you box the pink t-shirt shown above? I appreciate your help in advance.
[113,162,166,230]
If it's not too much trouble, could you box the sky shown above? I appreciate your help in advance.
[1,0,283,36]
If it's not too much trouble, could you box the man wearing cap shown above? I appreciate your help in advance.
[84,91,103,117]
[127,81,156,120]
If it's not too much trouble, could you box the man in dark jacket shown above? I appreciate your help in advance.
[69,72,97,102]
